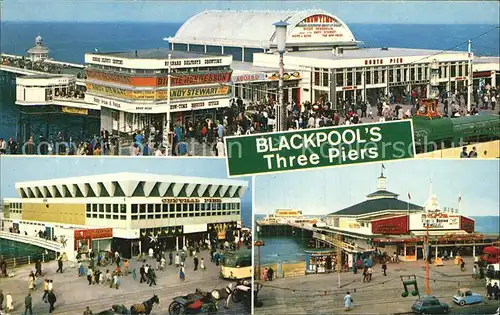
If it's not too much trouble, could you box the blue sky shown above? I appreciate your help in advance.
[255,159,500,217]
[2,1,499,24]
[0,156,252,220]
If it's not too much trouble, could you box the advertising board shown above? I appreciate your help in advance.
[86,83,231,101]
[289,14,354,43]
[372,215,409,235]
[224,120,415,177]
[74,228,113,240]
[409,212,461,230]
[459,216,475,233]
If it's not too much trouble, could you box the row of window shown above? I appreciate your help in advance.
[86,204,127,214]
[130,210,240,220]
[313,63,469,88]
[85,210,241,221]
[9,202,22,210]
[130,203,240,214]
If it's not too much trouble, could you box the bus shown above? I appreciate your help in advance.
[486,263,500,287]
[220,249,252,280]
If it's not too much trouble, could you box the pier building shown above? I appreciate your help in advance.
[83,49,233,134]
[169,10,499,108]
[1,173,248,261]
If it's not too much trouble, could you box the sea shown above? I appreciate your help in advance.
[0,22,499,138]
[255,214,500,264]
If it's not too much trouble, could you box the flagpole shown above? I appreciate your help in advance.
[458,192,462,214]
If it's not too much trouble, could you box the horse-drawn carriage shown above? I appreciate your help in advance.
[168,289,220,315]
[97,295,159,315]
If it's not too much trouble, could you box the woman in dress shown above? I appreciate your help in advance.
[344,292,352,311]
[28,272,35,291]
[5,292,13,313]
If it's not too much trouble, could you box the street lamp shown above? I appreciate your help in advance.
[254,240,265,280]
[165,52,172,155]
[273,20,289,132]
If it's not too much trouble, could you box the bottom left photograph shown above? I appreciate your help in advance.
[0,156,252,315]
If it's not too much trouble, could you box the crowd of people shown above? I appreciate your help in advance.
[1,84,498,157]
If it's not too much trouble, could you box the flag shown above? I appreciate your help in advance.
[408,192,411,200]
[94,48,98,52]
[458,195,462,203]
[382,164,386,169]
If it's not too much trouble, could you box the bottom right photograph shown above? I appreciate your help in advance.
[252,160,500,315]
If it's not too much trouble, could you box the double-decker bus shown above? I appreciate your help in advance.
[220,249,252,280]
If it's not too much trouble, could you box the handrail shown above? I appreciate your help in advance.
[0,252,57,269]
[0,231,63,252]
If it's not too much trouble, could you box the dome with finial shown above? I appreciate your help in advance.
[35,35,43,46]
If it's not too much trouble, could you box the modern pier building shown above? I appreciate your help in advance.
[1,173,248,261]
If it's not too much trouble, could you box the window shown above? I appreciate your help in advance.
[113,215,118,220]
[106,204,111,213]
[410,68,415,81]
[106,214,111,219]
[120,215,126,220]
[140,215,146,220]
[155,214,161,219]
[195,204,200,211]
[217,203,222,210]
[99,204,104,213]
[322,71,329,87]
[450,63,456,77]
[355,70,362,85]
[163,204,169,212]
[336,71,343,87]
[113,204,118,213]
[86,213,91,218]
[314,71,320,86]
[92,204,98,211]
[147,204,154,213]
[99,214,104,219]
[346,69,353,86]
[120,204,126,213]
[182,204,188,211]
[132,215,138,220]
[458,64,463,76]
[86,204,91,212]
[139,204,146,213]
[189,204,194,211]
[147,214,154,219]
[155,204,162,212]
[131,204,138,213]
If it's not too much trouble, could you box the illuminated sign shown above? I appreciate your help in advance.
[289,14,351,43]
[86,83,231,100]
[161,198,223,204]
[74,228,113,240]
[86,70,232,87]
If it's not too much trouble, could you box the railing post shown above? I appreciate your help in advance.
[13,257,16,267]
[42,253,45,263]
[28,256,30,265]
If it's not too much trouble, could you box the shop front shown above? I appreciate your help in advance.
[74,228,113,260]
[305,249,336,274]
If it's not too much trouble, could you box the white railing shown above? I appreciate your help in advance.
[0,231,62,252]
[313,231,374,253]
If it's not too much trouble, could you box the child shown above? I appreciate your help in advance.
[179,266,185,281]
[200,258,206,270]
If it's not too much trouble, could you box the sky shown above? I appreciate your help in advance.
[255,159,500,217]
[0,156,252,216]
[2,0,499,24]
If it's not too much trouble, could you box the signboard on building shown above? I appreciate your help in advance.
[459,216,475,233]
[409,213,461,230]
[289,14,353,43]
[267,72,301,81]
[232,73,267,83]
[87,95,231,113]
[61,107,88,115]
[74,228,113,240]
[224,120,415,177]
[161,198,223,204]
[372,215,409,235]
[86,83,231,101]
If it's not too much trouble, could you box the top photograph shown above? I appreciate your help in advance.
[0,0,499,160]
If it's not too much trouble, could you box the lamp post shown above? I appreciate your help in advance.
[425,221,431,295]
[165,53,172,155]
[467,40,473,113]
[273,21,289,132]
[254,240,265,280]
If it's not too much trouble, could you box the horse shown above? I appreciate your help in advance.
[95,304,128,315]
[130,295,160,315]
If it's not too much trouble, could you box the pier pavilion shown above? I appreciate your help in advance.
[1,173,248,261]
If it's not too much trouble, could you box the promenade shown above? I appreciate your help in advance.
[0,250,250,315]
[254,257,495,314]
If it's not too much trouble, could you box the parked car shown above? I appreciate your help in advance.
[412,296,449,314]
[452,288,483,306]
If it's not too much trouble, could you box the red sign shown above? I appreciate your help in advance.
[160,71,232,87]
[473,71,492,78]
[74,228,113,240]
[460,216,475,233]
[342,86,358,90]
[390,58,404,64]
[372,215,409,235]
[455,77,466,81]
[364,59,384,65]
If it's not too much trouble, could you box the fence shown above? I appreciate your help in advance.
[2,252,57,269]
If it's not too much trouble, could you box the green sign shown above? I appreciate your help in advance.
[225,120,415,177]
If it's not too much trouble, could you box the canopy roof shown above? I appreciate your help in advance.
[171,9,357,48]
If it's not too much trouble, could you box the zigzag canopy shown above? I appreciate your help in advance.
[15,172,248,199]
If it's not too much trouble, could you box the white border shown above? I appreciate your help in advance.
[224,119,417,178]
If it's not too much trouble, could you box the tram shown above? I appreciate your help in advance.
[220,249,252,280]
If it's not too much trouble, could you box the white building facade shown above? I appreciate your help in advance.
[1,173,248,261]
